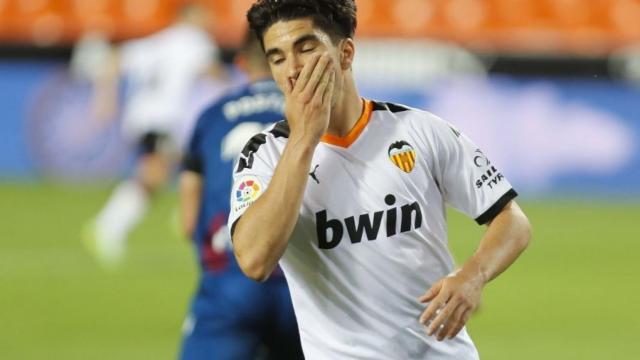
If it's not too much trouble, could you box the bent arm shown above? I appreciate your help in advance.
[232,139,315,282]
[179,171,203,240]
[233,52,335,282]
[419,200,532,340]
[462,200,532,283]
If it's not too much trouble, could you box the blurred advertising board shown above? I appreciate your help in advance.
[0,61,638,197]
[0,60,232,181]
[419,77,639,197]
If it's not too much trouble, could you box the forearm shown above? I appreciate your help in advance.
[92,49,120,122]
[233,138,316,281]
[419,201,531,339]
[234,51,335,281]
[179,171,203,240]
[461,201,532,284]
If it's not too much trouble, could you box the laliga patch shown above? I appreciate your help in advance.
[232,176,263,213]
[388,141,417,173]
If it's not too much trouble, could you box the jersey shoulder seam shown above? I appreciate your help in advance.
[371,100,412,113]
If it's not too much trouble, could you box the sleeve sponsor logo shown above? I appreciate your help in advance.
[476,165,504,189]
[232,176,263,213]
[473,149,491,168]
[473,149,504,189]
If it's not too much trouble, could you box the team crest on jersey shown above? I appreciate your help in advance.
[232,176,263,213]
[388,141,417,173]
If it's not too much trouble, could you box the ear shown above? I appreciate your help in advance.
[340,38,355,70]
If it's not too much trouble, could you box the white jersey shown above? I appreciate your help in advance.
[229,100,517,359]
[119,23,217,140]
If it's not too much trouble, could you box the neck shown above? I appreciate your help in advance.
[327,74,363,138]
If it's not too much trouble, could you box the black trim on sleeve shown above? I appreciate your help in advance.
[475,189,518,225]
[182,154,203,174]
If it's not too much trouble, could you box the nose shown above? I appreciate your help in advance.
[287,54,303,83]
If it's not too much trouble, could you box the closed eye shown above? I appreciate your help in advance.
[270,57,285,65]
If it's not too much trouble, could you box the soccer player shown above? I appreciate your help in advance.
[84,4,221,268]
[229,0,533,358]
[178,31,304,360]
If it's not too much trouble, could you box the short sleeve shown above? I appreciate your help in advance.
[227,133,276,236]
[430,118,517,225]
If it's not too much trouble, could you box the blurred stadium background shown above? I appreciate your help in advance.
[1,0,639,359]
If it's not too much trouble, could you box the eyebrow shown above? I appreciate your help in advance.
[264,34,321,59]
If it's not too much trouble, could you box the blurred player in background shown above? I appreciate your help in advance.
[229,0,532,358]
[178,31,304,360]
[83,3,222,269]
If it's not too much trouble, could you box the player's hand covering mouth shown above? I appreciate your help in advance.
[288,76,297,90]
[288,68,303,90]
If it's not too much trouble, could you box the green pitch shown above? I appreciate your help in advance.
[0,183,638,359]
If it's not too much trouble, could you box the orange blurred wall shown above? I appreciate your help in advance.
[1,0,639,54]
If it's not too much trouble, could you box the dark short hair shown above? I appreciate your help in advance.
[240,28,263,58]
[247,0,357,47]
[239,29,270,70]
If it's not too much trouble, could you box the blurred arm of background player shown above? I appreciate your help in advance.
[69,31,121,125]
[91,45,121,125]
[179,171,202,240]
[419,200,532,341]
[179,32,272,240]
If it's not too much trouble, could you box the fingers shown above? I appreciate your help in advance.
[313,66,334,106]
[322,70,336,105]
[420,290,475,341]
[284,76,294,95]
[299,54,332,102]
[426,299,458,338]
[418,273,482,342]
[442,307,472,340]
[431,300,464,341]
[292,53,322,95]
[418,289,450,327]
[418,280,443,303]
